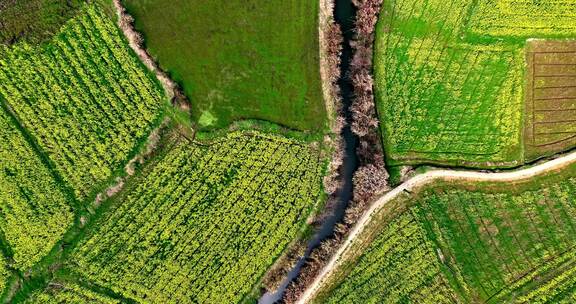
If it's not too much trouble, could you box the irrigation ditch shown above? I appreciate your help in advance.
[258,0,359,302]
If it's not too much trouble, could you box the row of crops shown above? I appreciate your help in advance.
[322,209,460,304]
[316,175,576,303]
[24,283,120,304]
[0,107,74,271]
[66,132,323,303]
[0,255,9,293]
[0,5,165,200]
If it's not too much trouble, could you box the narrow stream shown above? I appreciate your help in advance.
[259,0,358,303]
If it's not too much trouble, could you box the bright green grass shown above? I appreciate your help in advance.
[0,5,166,199]
[317,168,576,303]
[374,0,576,167]
[67,131,323,303]
[122,0,325,132]
[24,283,120,304]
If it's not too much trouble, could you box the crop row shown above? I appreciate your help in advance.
[67,132,323,303]
[0,255,9,293]
[24,283,120,304]
[0,5,165,199]
[418,178,576,301]
[467,0,576,38]
[0,108,74,270]
[324,208,461,303]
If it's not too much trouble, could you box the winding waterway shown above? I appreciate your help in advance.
[259,0,358,302]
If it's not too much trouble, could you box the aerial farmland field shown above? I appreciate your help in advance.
[24,282,121,304]
[310,164,576,303]
[3,0,576,303]
[0,6,167,199]
[374,0,576,167]
[0,0,335,301]
[67,131,323,303]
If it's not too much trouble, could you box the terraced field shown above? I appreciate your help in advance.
[67,132,323,303]
[374,0,576,167]
[0,5,166,199]
[311,168,576,303]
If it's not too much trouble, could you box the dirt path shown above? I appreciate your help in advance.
[297,150,576,303]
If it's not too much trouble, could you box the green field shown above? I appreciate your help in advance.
[0,5,166,199]
[374,0,576,167]
[24,283,121,304]
[314,167,576,303]
[0,107,74,271]
[323,209,461,304]
[66,131,323,303]
[122,0,325,131]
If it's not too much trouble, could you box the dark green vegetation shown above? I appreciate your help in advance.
[0,0,84,45]
[122,0,325,131]
[0,6,167,199]
[314,166,576,303]
[374,0,576,167]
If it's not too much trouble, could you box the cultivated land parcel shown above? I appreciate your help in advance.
[375,0,576,167]
[311,164,576,303]
[0,1,328,303]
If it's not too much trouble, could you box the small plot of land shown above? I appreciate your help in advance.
[0,0,84,45]
[313,170,576,303]
[374,0,524,167]
[321,209,461,304]
[122,0,325,131]
[525,40,576,160]
[24,282,121,304]
[0,107,73,271]
[67,132,323,303]
[0,5,166,199]
[375,0,576,167]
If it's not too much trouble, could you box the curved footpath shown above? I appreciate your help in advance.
[298,150,576,303]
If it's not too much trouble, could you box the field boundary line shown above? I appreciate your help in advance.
[297,150,576,303]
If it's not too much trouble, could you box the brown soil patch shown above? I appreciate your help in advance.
[525,40,576,160]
